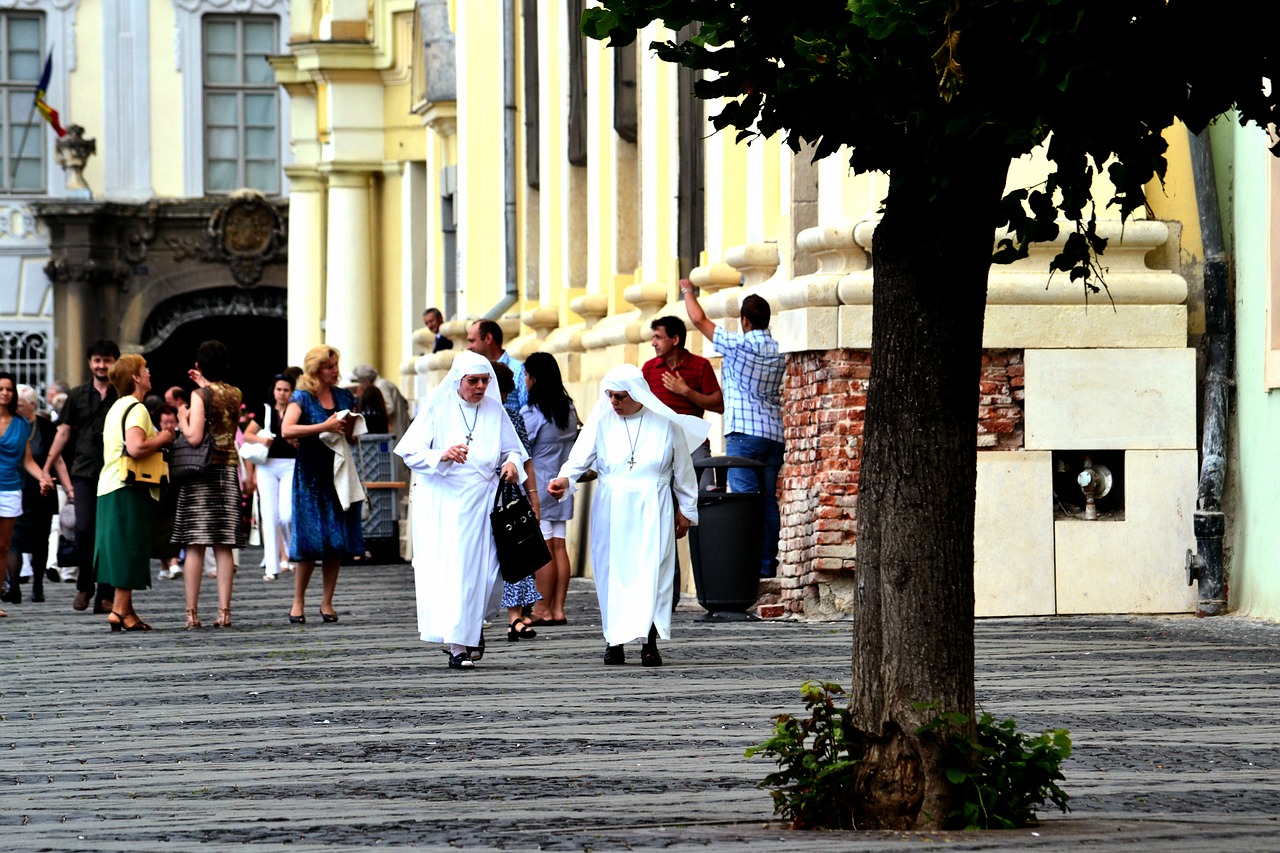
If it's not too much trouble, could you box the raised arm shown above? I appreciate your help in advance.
[679,278,717,341]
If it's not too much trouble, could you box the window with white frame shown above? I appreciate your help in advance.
[0,12,44,194]
[202,15,280,195]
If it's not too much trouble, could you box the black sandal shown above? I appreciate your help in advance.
[507,620,537,641]
[448,652,474,670]
[604,644,625,665]
[640,643,663,667]
[466,635,485,661]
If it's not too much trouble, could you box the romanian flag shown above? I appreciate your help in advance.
[34,54,66,138]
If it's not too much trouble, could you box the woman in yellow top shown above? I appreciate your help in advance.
[94,355,175,632]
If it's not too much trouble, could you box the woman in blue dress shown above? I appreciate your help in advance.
[281,346,363,624]
[0,372,55,617]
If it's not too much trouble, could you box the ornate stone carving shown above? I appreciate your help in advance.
[43,256,127,287]
[55,125,96,192]
[0,202,43,247]
[122,201,160,265]
[163,191,287,287]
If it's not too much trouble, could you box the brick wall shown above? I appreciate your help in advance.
[777,349,1025,614]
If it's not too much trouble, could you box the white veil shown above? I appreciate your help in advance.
[587,363,710,454]
[395,350,519,473]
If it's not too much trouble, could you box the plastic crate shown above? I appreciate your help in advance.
[356,433,397,481]
[357,433,400,540]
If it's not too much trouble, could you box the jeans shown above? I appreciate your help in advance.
[725,432,784,577]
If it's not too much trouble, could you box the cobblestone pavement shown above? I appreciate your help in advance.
[3,557,1280,850]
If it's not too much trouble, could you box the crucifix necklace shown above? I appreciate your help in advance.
[621,412,644,471]
[458,404,479,445]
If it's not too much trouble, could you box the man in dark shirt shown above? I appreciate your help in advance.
[43,340,120,613]
[424,307,453,353]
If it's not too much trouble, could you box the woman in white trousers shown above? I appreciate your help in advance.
[243,374,299,580]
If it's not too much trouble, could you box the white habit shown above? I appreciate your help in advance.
[557,366,703,646]
[395,353,527,646]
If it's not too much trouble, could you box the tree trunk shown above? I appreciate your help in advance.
[849,150,1011,829]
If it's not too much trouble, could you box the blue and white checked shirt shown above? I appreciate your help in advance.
[713,326,785,443]
[498,350,528,416]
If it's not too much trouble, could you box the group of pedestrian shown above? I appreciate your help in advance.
[0,339,368,632]
[3,286,786,669]
[398,287,784,671]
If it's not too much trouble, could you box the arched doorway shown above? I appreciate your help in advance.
[141,287,288,418]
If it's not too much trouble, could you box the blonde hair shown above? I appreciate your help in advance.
[298,345,341,393]
[109,354,147,396]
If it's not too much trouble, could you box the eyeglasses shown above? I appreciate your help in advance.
[605,391,632,402]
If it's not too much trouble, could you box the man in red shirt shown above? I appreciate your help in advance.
[643,316,722,608]
[643,315,723,472]
[644,315,722,412]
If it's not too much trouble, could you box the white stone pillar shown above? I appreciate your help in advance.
[324,169,376,369]
[286,171,325,363]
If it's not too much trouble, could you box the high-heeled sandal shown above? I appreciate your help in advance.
[319,608,338,623]
[110,612,150,633]
[185,608,201,630]
[212,607,232,628]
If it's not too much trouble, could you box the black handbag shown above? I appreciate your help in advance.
[490,479,550,583]
[169,387,213,485]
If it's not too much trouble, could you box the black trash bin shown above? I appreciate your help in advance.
[688,455,766,621]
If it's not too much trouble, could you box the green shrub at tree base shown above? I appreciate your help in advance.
[744,681,858,830]
[921,707,1072,829]
[748,682,1070,831]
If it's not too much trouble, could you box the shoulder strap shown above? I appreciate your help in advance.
[121,401,142,458]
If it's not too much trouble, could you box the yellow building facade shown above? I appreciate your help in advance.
[279,2,1210,617]
[5,1,294,398]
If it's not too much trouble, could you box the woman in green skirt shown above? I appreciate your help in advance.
[95,355,174,631]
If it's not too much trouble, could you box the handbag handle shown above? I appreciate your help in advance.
[187,386,214,445]
[492,478,523,511]
[121,401,142,459]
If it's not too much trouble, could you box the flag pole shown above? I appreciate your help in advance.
[12,45,55,187]
[10,101,40,187]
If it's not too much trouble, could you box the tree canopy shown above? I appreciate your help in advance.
[584,0,1277,284]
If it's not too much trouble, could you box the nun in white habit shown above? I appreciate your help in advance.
[395,351,529,670]
[547,364,707,666]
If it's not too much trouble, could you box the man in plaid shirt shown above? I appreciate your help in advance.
[680,279,785,578]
